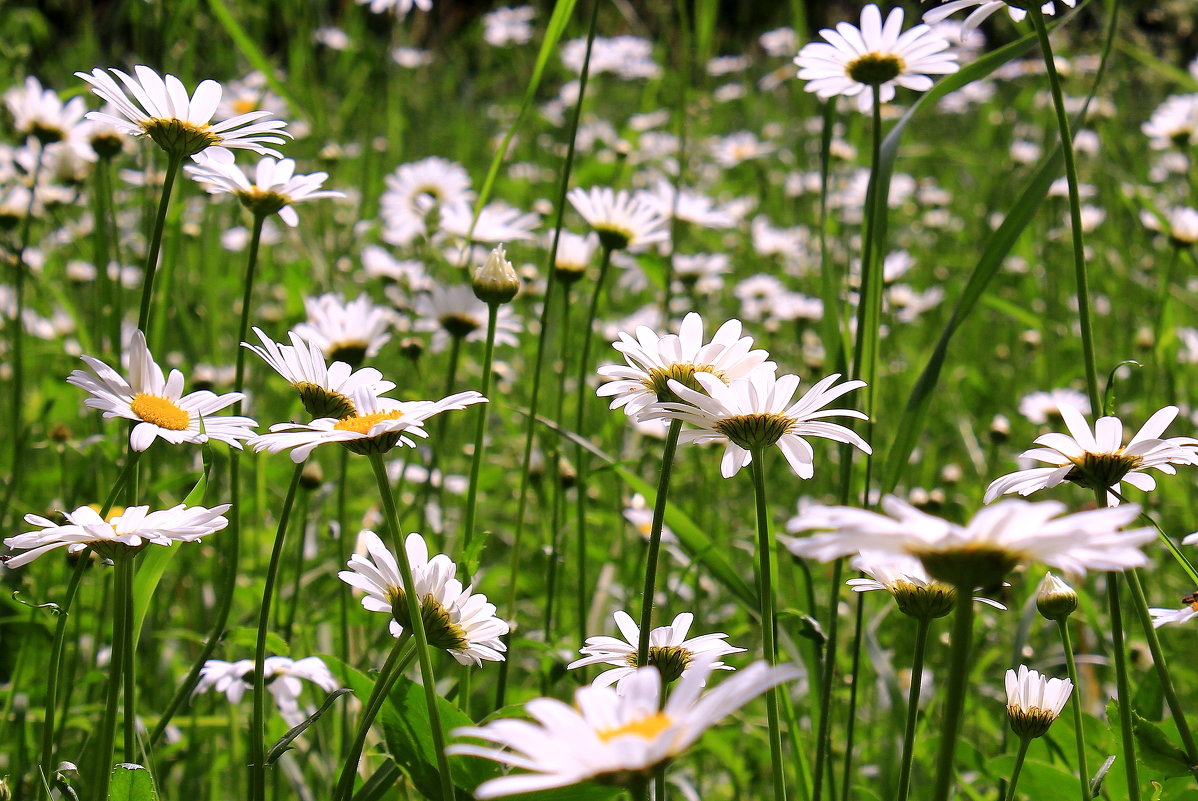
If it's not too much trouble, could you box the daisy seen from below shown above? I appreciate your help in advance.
[338,530,508,665]
[1149,591,1198,628]
[243,327,396,418]
[567,186,670,251]
[249,386,486,463]
[1005,665,1072,740]
[194,656,340,726]
[844,552,1005,619]
[5,76,87,145]
[786,495,1155,589]
[67,330,258,451]
[440,200,540,244]
[4,503,230,568]
[448,658,800,798]
[380,156,474,247]
[922,0,1077,36]
[184,147,344,226]
[596,312,775,419]
[568,610,745,690]
[983,402,1198,505]
[641,370,870,479]
[794,4,959,112]
[413,284,522,352]
[75,65,290,157]
[292,293,397,368]
[1143,94,1198,150]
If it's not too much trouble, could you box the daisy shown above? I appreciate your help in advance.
[5,76,88,146]
[357,0,432,17]
[567,186,670,251]
[292,293,397,368]
[567,610,745,689]
[1018,388,1090,425]
[75,66,290,157]
[1142,94,1198,150]
[412,284,522,352]
[338,530,508,666]
[67,330,258,451]
[641,371,870,479]
[483,6,536,47]
[1005,665,1072,740]
[922,0,1077,36]
[472,243,521,304]
[249,386,486,463]
[380,156,474,247]
[794,4,959,113]
[550,231,599,284]
[710,131,775,169]
[4,503,230,568]
[439,201,540,244]
[449,658,800,797]
[845,552,1005,619]
[243,327,396,418]
[637,180,738,230]
[1149,592,1198,628]
[786,496,1155,589]
[596,312,775,420]
[184,147,343,226]
[1142,206,1198,248]
[195,656,340,726]
[983,403,1198,505]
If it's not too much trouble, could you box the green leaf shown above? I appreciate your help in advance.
[987,756,1075,801]
[205,0,308,121]
[107,763,158,801]
[266,688,354,765]
[226,626,289,657]
[1132,710,1193,779]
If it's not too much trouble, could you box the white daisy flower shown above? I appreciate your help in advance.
[1005,665,1072,740]
[845,552,1006,618]
[1018,388,1091,425]
[1149,593,1198,628]
[550,231,599,283]
[184,147,343,226]
[1142,206,1198,247]
[794,4,959,113]
[1143,94,1198,150]
[337,530,508,666]
[641,371,870,479]
[292,293,397,368]
[448,658,800,797]
[636,180,738,229]
[67,330,258,451]
[4,503,230,568]
[483,6,536,47]
[5,76,88,146]
[567,610,745,690]
[243,327,396,418]
[380,156,475,247]
[195,656,340,727]
[786,496,1155,588]
[249,386,486,463]
[567,186,670,251]
[357,0,432,17]
[75,65,290,157]
[922,0,1077,36]
[596,312,775,420]
[412,284,522,352]
[440,201,540,244]
[983,403,1198,505]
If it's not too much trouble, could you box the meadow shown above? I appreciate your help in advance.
[2,1,1198,800]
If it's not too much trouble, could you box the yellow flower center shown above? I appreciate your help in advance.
[333,409,405,435]
[597,712,673,743]
[130,393,190,430]
[641,363,725,402]
[846,52,904,87]
[140,118,222,157]
[233,98,258,115]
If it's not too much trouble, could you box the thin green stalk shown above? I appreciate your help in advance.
[93,557,132,800]
[895,617,930,801]
[337,447,352,752]
[367,452,456,801]
[462,303,500,557]
[812,558,843,801]
[1003,738,1032,801]
[90,156,113,349]
[655,772,667,801]
[234,214,267,407]
[136,151,184,339]
[929,590,976,801]
[635,420,682,667]
[38,557,88,795]
[282,487,312,641]
[749,449,787,801]
[1054,619,1090,801]
[334,634,415,801]
[840,588,866,801]
[119,556,136,762]
[249,462,305,801]
[1027,3,1100,413]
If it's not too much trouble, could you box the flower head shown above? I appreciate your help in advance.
[413,284,522,352]
[338,530,508,666]
[1035,572,1078,621]
[5,76,87,145]
[1149,592,1198,628]
[67,330,258,451]
[195,656,339,726]
[1005,665,1072,740]
[922,0,1077,36]
[567,611,745,689]
[795,5,959,113]
[983,403,1198,505]
[75,66,290,157]
[380,156,474,247]
[845,552,1005,619]
[472,244,520,304]
[567,186,669,251]
[184,147,343,225]
[1143,94,1198,150]
[448,658,799,797]
[292,293,397,368]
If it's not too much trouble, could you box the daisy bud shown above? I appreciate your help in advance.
[399,337,424,361]
[472,244,520,305]
[1036,572,1078,621]
[300,462,325,490]
[1005,666,1071,740]
[988,414,1011,445]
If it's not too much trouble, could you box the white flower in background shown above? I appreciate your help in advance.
[483,6,536,47]
[1149,592,1198,628]
[844,552,1006,618]
[1141,206,1198,247]
[568,186,670,251]
[1004,665,1072,740]
[5,76,87,146]
[184,147,343,226]
[293,293,397,367]
[440,201,540,243]
[1018,388,1091,425]
[356,0,432,17]
[194,656,340,726]
[381,156,474,247]
[449,659,799,797]
[550,231,599,283]
[413,284,522,352]
[710,131,775,168]
[67,330,257,451]
[637,180,738,229]
[1143,94,1198,149]
[568,611,745,690]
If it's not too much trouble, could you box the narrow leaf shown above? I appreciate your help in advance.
[266,688,354,764]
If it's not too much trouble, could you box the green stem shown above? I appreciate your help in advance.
[136,151,184,340]
[929,589,976,801]
[1027,3,1100,413]
[462,302,500,558]
[120,556,136,762]
[38,557,88,794]
[1054,619,1090,801]
[749,449,787,801]
[895,617,930,801]
[655,772,667,801]
[93,557,131,800]
[249,463,305,801]
[234,214,267,410]
[368,453,456,801]
[1105,574,1140,800]
[840,587,866,801]
[337,447,352,754]
[1003,737,1032,801]
[333,634,415,801]
[636,420,682,667]
[812,558,843,801]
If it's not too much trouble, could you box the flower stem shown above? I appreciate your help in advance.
[463,302,500,559]
[895,616,930,801]
[120,555,136,762]
[39,557,88,789]
[635,419,682,668]
[334,633,415,801]
[368,452,456,801]
[812,557,843,801]
[1054,619,1091,801]
[749,448,787,801]
[249,462,305,801]
[93,555,132,800]
[136,151,184,342]
[1003,737,1032,801]
[929,589,976,801]
[1104,574,1140,800]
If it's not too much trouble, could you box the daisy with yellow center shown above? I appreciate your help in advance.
[184,147,344,226]
[567,186,669,252]
[67,330,258,452]
[449,658,799,798]
[292,293,397,369]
